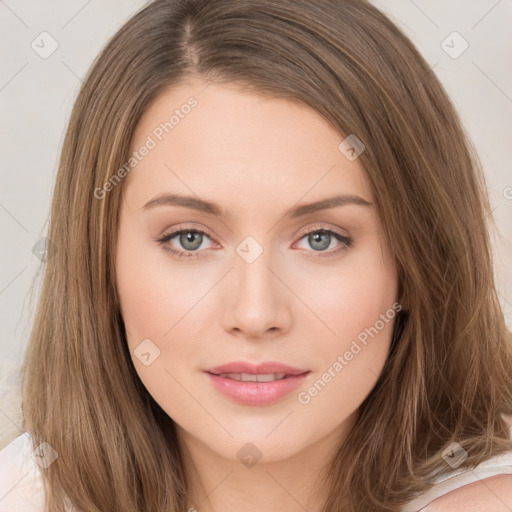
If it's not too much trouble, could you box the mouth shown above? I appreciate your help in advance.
[205,360,310,377]
[204,362,311,405]
[207,372,292,382]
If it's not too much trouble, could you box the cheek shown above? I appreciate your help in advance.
[115,231,201,417]
[115,217,201,343]
[115,223,215,409]
[294,243,398,413]
[299,243,398,350]
[300,246,397,404]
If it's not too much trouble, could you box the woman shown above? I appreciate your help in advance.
[1,0,511,510]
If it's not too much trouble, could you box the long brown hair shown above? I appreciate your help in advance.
[20,0,512,510]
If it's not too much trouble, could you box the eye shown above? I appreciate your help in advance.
[293,228,353,257]
[155,225,353,259]
[155,227,214,259]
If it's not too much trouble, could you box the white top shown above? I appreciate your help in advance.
[0,432,45,512]
[1,425,512,512]
[401,414,512,511]
[401,448,512,511]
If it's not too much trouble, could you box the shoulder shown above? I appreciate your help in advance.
[0,432,46,512]
[421,473,512,511]
[416,415,512,512]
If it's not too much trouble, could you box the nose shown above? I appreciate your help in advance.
[221,245,293,341]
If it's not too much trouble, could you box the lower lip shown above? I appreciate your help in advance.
[205,372,310,405]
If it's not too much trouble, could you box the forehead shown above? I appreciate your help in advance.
[126,78,373,211]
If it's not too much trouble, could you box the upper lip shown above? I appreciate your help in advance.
[205,361,310,376]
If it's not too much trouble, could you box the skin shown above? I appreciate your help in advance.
[115,77,400,511]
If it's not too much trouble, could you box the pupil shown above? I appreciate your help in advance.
[181,231,202,250]
[310,231,330,251]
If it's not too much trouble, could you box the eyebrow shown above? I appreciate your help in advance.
[142,193,373,219]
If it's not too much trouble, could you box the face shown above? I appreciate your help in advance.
[115,78,399,466]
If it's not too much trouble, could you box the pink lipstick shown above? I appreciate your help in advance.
[204,361,310,406]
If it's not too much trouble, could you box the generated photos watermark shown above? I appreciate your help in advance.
[94,96,198,200]
[297,302,403,405]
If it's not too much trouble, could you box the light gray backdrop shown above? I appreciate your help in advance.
[1,0,511,367]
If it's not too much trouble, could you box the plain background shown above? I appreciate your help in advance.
[1,0,511,368]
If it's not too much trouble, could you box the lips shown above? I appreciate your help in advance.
[205,361,309,376]
[215,372,287,382]
[204,361,311,405]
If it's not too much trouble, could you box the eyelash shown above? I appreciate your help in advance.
[155,225,353,260]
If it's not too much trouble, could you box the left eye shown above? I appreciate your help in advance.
[156,227,352,259]
[294,229,352,255]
